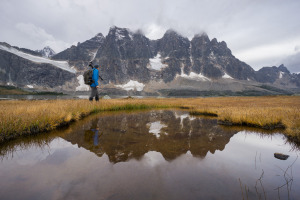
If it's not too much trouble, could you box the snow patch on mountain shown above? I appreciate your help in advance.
[94,34,104,42]
[76,75,90,91]
[176,67,211,81]
[36,46,56,58]
[116,80,145,91]
[148,53,167,70]
[114,27,133,41]
[222,73,234,79]
[0,44,76,73]
[279,71,284,79]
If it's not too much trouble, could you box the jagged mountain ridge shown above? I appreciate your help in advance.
[0,26,299,95]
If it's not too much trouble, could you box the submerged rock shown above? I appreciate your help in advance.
[274,153,289,160]
[102,95,111,99]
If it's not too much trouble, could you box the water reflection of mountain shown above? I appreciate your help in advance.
[62,110,238,163]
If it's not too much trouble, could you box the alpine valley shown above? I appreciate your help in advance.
[0,26,299,96]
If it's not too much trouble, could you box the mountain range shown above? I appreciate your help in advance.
[0,26,299,96]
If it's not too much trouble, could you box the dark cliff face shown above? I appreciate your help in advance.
[93,27,152,84]
[53,33,105,70]
[255,64,299,87]
[190,34,256,80]
[97,27,152,59]
[256,66,282,83]
[0,49,75,89]
[156,30,190,59]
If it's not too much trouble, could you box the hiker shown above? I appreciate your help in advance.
[89,62,100,101]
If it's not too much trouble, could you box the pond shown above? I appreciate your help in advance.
[0,110,299,200]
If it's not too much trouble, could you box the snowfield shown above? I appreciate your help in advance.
[222,73,234,79]
[76,75,90,91]
[176,68,211,81]
[116,80,145,91]
[148,53,167,70]
[279,71,284,79]
[0,44,76,73]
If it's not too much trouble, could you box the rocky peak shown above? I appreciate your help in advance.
[108,26,133,41]
[156,29,190,58]
[278,64,290,73]
[36,46,56,58]
[191,33,211,58]
[210,38,231,57]
[256,65,285,83]
[96,26,152,60]
[90,33,105,43]
[193,32,210,44]
[52,32,105,67]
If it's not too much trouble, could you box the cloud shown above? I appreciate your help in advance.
[16,23,54,42]
[0,0,300,70]
[280,52,300,73]
[143,24,167,40]
[15,23,70,52]
[234,37,300,70]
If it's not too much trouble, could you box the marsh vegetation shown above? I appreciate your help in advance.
[0,96,299,143]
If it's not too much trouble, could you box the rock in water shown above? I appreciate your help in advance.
[274,153,289,160]
[102,95,111,99]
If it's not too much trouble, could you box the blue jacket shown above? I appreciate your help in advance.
[90,68,99,87]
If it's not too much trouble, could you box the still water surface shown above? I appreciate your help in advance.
[0,110,299,200]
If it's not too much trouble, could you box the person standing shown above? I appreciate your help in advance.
[89,64,100,101]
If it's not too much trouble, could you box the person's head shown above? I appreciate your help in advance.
[94,65,99,69]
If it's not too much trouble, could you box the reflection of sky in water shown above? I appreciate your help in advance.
[147,121,167,138]
[0,111,300,200]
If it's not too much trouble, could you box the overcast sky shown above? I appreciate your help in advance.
[1,0,299,72]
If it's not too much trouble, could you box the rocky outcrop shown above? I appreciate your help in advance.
[0,46,76,90]
[93,27,153,84]
[36,46,56,58]
[53,33,105,70]
[255,64,299,88]
[190,34,256,80]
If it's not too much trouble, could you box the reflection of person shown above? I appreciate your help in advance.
[91,128,99,146]
[84,119,102,146]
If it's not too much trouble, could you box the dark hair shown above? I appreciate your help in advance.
[94,65,99,69]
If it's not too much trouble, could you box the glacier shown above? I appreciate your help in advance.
[0,44,76,73]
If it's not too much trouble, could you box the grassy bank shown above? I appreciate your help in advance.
[0,99,180,143]
[187,96,300,142]
[0,96,299,143]
[0,85,31,95]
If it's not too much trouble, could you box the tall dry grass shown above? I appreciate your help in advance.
[0,98,181,142]
[186,96,300,140]
[0,96,299,143]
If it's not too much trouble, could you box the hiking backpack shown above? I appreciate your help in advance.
[83,69,94,85]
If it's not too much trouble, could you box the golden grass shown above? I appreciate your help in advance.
[0,96,299,143]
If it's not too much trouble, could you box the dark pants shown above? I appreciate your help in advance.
[89,87,99,101]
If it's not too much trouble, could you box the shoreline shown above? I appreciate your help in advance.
[0,96,299,144]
